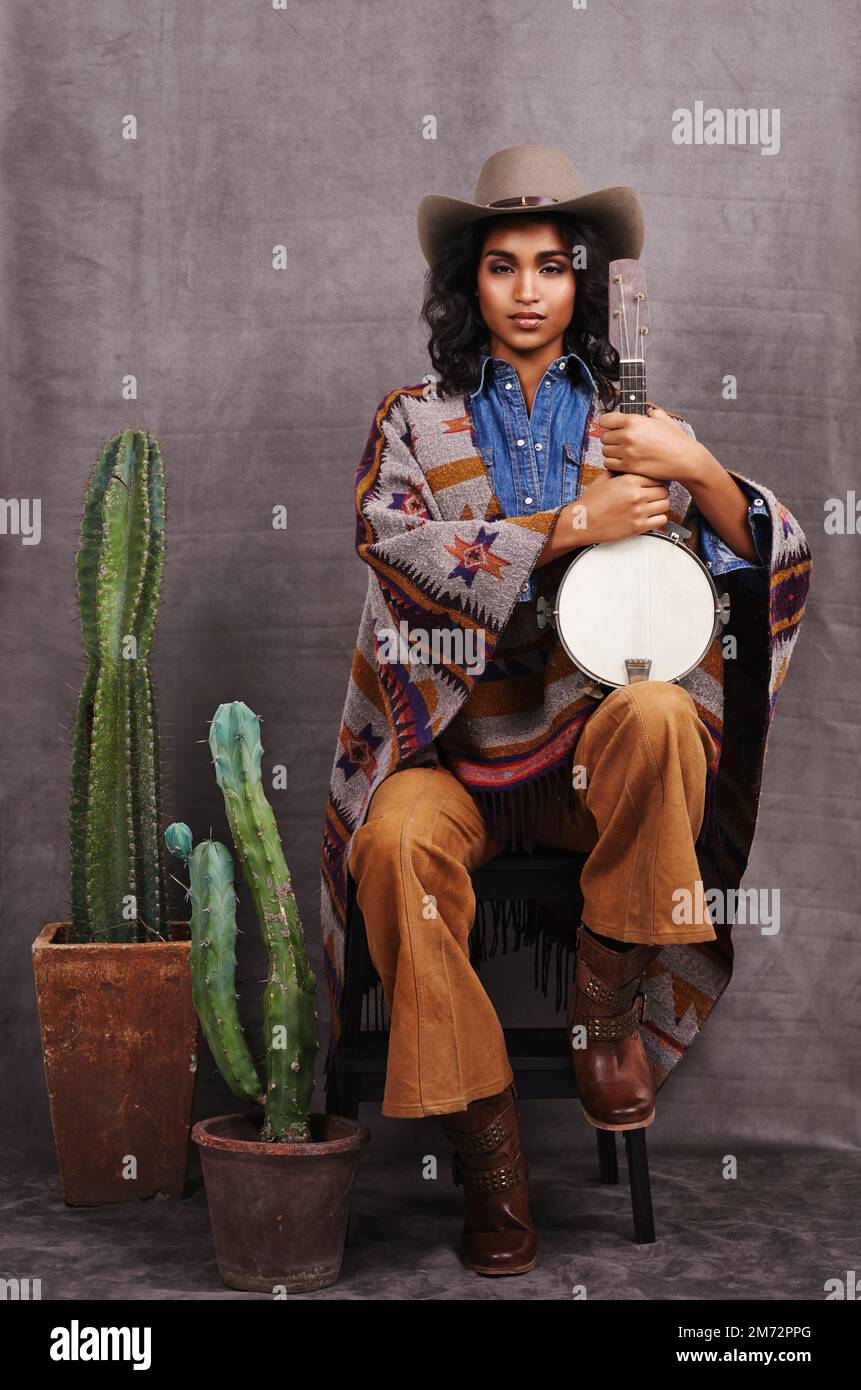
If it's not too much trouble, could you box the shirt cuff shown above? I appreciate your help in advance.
[699,491,771,576]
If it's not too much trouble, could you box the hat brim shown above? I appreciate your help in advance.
[417,186,644,270]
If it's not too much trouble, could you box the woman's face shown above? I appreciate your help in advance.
[475,216,576,357]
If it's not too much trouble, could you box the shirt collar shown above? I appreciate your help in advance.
[466,349,598,402]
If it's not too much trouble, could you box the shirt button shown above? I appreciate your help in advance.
[517,438,525,447]
[754,497,764,506]
[505,382,513,390]
[524,496,534,505]
[535,442,542,451]
[557,360,566,370]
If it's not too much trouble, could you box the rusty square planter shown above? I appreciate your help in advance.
[32,921,199,1207]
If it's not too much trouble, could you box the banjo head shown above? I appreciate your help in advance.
[554,532,720,687]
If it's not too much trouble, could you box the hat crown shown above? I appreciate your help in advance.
[473,144,584,208]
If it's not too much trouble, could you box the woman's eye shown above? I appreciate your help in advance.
[488,263,565,273]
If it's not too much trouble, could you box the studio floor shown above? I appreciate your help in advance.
[2,1103,857,1301]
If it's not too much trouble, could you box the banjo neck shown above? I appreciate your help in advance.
[609,259,650,427]
[607,259,690,542]
[618,357,647,417]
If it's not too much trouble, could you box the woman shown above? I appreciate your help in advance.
[321,146,811,1277]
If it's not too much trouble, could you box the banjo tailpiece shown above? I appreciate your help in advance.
[625,658,652,684]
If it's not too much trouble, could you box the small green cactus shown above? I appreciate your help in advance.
[165,824,263,1106]
[166,702,318,1143]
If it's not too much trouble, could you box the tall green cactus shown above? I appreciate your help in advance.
[165,824,263,1105]
[69,429,168,943]
[209,703,318,1143]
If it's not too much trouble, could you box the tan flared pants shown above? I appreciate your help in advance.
[348,680,717,1118]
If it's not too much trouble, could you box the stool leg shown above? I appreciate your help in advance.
[596,1128,618,1184]
[324,1058,342,1116]
[337,1076,360,1121]
[623,1129,656,1244]
[325,1055,362,1120]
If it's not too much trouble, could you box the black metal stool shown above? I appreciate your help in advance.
[325,850,656,1244]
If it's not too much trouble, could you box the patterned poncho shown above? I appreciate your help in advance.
[320,381,812,1093]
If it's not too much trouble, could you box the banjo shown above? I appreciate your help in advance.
[537,259,729,688]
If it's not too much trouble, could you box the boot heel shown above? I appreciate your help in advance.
[581,1106,656,1132]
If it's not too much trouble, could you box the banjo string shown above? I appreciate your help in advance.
[620,280,649,663]
[636,288,650,661]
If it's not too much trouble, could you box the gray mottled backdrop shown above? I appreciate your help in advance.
[2,0,857,1169]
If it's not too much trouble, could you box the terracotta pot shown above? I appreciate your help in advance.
[32,921,199,1207]
[193,1111,371,1293]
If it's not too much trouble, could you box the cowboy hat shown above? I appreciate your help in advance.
[417,144,644,270]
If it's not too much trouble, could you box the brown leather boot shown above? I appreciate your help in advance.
[439,1081,537,1276]
[567,922,661,1131]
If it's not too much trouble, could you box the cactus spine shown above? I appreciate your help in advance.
[165,824,263,1105]
[69,429,168,942]
[208,702,318,1143]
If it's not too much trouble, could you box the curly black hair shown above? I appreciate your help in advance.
[420,213,620,407]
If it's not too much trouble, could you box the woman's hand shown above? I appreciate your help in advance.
[597,404,707,485]
[571,470,671,544]
[537,470,671,568]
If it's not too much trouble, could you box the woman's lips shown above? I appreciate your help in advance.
[510,314,545,329]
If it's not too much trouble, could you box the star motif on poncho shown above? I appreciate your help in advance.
[336,722,383,782]
[444,527,510,587]
[388,488,430,526]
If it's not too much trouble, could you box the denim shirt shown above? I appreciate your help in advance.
[466,351,772,602]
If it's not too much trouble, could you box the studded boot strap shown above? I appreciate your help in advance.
[569,948,649,1041]
[451,1148,529,1193]
[441,1099,516,1155]
[570,991,646,1041]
